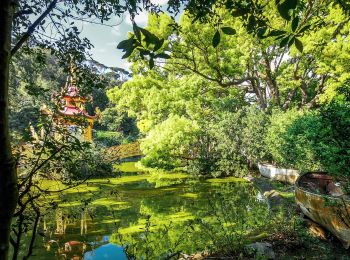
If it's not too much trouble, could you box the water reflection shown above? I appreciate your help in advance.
[45,237,126,260]
[84,243,127,260]
[32,166,268,259]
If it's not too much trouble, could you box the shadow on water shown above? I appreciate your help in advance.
[28,162,268,259]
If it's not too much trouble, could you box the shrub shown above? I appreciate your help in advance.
[58,145,114,180]
[265,108,321,171]
[187,107,269,177]
[140,115,199,170]
[94,130,123,147]
[265,103,350,177]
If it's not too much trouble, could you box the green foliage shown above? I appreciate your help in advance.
[109,7,350,179]
[266,108,324,171]
[99,107,139,138]
[9,51,66,133]
[265,104,350,176]
[140,115,199,170]
[188,107,269,177]
[56,145,114,180]
[94,130,123,147]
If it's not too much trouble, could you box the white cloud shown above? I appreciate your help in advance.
[106,41,117,46]
[96,48,106,53]
[111,26,121,36]
[125,11,148,26]
[150,0,168,5]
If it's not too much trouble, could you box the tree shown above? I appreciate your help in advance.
[109,4,350,175]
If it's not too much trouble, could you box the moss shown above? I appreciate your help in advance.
[114,162,143,173]
[92,198,129,206]
[180,192,198,198]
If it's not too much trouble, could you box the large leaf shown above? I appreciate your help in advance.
[280,36,290,48]
[117,38,133,50]
[295,38,303,53]
[121,48,134,59]
[268,30,286,37]
[133,22,141,41]
[155,53,171,59]
[221,27,236,35]
[212,30,220,48]
[284,0,298,10]
[288,36,295,47]
[276,0,298,21]
[153,38,165,52]
[298,24,311,34]
[140,28,159,45]
[277,3,291,21]
[118,37,137,59]
[291,16,299,32]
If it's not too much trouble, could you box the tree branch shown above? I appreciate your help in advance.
[11,0,58,57]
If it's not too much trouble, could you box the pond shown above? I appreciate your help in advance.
[28,162,269,259]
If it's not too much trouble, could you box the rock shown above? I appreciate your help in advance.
[326,182,344,197]
[263,190,284,207]
[192,253,203,259]
[245,242,275,259]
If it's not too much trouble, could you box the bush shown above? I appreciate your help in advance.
[265,103,350,177]
[265,108,319,171]
[94,130,123,147]
[187,107,269,177]
[99,107,139,138]
[58,145,114,180]
[140,115,199,170]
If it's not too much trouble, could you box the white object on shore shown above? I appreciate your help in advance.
[258,162,299,184]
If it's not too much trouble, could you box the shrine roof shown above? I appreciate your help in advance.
[59,105,95,119]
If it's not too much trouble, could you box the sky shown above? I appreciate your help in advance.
[79,0,171,71]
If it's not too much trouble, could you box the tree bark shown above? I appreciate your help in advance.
[0,1,18,259]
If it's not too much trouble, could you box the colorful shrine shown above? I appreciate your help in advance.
[57,74,95,142]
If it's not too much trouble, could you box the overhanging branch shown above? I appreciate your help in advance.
[11,0,58,57]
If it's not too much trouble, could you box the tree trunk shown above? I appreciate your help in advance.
[0,1,18,259]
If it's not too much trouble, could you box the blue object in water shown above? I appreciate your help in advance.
[84,243,127,260]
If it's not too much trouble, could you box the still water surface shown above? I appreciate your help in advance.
[30,162,268,259]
